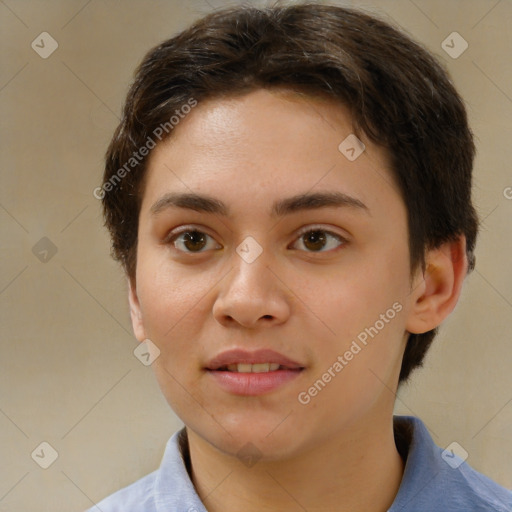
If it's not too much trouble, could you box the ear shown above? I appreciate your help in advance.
[128,276,147,342]
[406,236,469,334]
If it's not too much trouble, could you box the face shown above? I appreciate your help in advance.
[129,88,421,460]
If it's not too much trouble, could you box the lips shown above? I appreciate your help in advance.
[205,349,304,372]
[205,349,305,395]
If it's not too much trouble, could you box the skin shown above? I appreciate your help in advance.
[128,88,468,512]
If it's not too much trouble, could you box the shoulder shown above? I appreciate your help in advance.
[84,428,206,512]
[453,461,512,511]
[390,416,512,512]
[84,470,159,512]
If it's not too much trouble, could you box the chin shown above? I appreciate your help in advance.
[188,413,306,460]
[216,430,302,463]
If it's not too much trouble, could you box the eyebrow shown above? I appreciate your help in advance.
[150,190,369,217]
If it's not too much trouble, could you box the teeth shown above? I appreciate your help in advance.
[252,363,270,373]
[226,363,281,373]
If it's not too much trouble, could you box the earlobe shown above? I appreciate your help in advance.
[406,236,468,335]
[127,276,147,342]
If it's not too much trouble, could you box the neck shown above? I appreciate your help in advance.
[186,413,405,512]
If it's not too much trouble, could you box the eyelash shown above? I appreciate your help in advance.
[165,225,347,254]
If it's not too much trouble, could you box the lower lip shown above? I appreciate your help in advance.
[206,369,303,396]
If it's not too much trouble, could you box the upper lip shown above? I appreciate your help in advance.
[205,349,304,370]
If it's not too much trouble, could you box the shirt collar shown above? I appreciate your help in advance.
[389,415,446,511]
[154,428,207,511]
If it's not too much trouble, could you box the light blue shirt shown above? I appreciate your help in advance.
[86,415,512,511]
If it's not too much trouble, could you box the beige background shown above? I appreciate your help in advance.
[1,0,511,510]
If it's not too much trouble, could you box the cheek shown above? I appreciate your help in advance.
[136,261,211,353]
[314,254,408,339]
[307,249,409,389]
[135,264,213,411]
[305,306,407,423]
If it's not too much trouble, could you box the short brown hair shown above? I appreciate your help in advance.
[101,2,478,384]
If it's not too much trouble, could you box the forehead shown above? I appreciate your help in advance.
[141,88,400,217]
[155,88,359,162]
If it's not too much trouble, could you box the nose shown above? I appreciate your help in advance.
[212,248,291,329]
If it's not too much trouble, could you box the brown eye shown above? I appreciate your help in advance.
[292,229,345,253]
[303,230,327,251]
[169,230,219,253]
